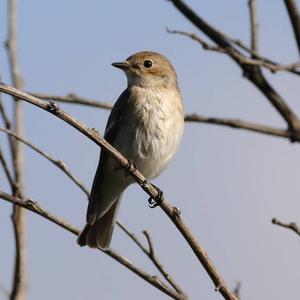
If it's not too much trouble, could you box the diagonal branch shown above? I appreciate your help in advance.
[272,218,300,237]
[168,0,300,134]
[0,127,186,296]
[0,190,187,300]
[117,222,185,295]
[0,127,89,197]
[284,0,300,56]
[0,82,238,300]
[30,92,113,110]
[0,147,15,191]
[167,29,300,75]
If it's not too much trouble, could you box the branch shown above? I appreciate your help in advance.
[248,0,259,53]
[26,91,298,141]
[0,82,238,300]
[117,222,186,295]
[6,0,27,299]
[0,147,15,191]
[272,218,300,237]
[185,114,293,140]
[30,92,113,110]
[0,127,89,197]
[167,29,300,75]
[168,0,300,133]
[284,0,300,56]
[0,190,186,300]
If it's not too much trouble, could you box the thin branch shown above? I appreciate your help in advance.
[6,0,27,299]
[248,0,259,53]
[168,0,300,134]
[30,92,113,110]
[167,29,300,75]
[0,190,186,300]
[185,114,293,140]
[117,222,185,295]
[272,218,300,237]
[26,92,297,141]
[0,127,89,197]
[233,281,241,299]
[0,147,15,191]
[284,0,300,56]
[0,83,238,300]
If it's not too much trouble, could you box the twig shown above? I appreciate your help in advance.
[117,222,186,295]
[0,127,89,197]
[233,281,241,299]
[0,147,15,191]
[0,82,237,300]
[284,0,300,56]
[0,190,186,300]
[6,0,27,299]
[185,114,293,140]
[30,92,113,110]
[167,29,300,75]
[248,0,259,54]
[272,218,300,237]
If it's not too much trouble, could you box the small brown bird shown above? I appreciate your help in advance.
[77,51,184,249]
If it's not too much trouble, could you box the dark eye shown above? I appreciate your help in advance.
[143,60,153,68]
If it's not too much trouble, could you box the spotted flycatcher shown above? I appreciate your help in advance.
[78,51,184,249]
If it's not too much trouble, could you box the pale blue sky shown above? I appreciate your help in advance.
[1,1,300,299]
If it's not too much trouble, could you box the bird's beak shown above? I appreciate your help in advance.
[111,61,130,69]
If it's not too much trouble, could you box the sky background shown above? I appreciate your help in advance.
[1,1,300,299]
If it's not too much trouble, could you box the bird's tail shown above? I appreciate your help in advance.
[77,198,121,249]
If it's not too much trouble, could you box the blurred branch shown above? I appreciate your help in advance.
[272,218,300,237]
[0,147,15,191]
[117,223,186,295]
[30,92,113,110]
[27,91,297,141]
[0,82,238,300]
[0,127,89,197]
[168,0,300,135]
[248,0,259,54]
[5,0,27,299]
[166,29,300,75]
[284,0,300,56]
[0,190,187,300]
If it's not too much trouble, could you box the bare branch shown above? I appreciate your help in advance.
[0,127,89,197]
[284,0,300,56]
[248,0,259,53]
[168,0,300,134]
[30,92,113,110]
[0,190,187,300]
[272,218,300,237]
[0,147,15,191]
[0,82,238,300]
[118,222,186,295]
[6,0,27,298]
[167,29,300,75]
[185,114,293,140]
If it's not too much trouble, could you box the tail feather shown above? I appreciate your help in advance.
[77,198,121,249]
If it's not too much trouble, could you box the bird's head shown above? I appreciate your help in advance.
[112,51,178,89]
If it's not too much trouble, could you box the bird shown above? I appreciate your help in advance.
[77,51,184,249]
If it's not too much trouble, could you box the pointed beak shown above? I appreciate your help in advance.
[111,61,130,69]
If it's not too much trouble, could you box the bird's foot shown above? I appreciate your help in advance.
[124,159,137,176]
[148,184,164,208]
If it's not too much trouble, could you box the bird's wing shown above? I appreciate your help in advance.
[86,88,132,224]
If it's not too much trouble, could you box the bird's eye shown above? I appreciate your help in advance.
[143,60,153,68]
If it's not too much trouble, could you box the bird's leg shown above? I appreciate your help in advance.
[148,184,164,208]
[124,159,137,176]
